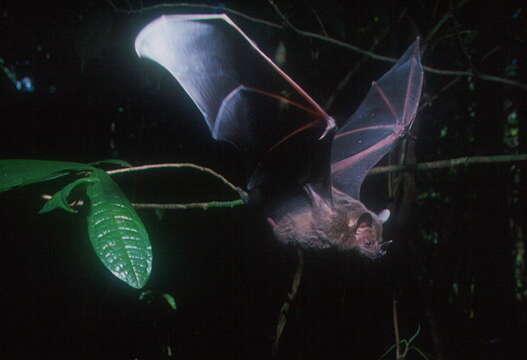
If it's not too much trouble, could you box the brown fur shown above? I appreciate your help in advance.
[268,186,388,258]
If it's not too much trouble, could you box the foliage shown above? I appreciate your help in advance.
[0,159,153,288]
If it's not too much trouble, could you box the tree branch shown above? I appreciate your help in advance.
[107,162,248,208]
[272,248,304,357]
[107,162,246,197]
[369,154,527,176]
[104,154,527,210]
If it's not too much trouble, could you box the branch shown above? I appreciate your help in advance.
[393,296,402,359]
[368,154,527,176]
[112,2,527,91]
[272,248,304,357]
[107,162,246,197]
[131,199,244,210]
[102,154,527,210]
[107,162,248,210]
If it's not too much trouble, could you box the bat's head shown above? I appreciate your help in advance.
[329,189,391,258]
[266,186,392,257]
[343,211,391,259]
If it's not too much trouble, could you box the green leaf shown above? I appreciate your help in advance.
[86,169,152,289]
[0,159,94,193]
[162,293,177,311]
[39,177,97,214]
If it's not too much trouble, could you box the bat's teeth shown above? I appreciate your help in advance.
[381,240,393,249]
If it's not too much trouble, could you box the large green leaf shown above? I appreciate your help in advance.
[86,169,152,288]
[0,159,94,193]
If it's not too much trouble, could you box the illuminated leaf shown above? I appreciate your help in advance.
[86,169,152,289]
[0,159,93,193]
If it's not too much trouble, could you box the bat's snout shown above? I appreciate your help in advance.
[358,239,393,259]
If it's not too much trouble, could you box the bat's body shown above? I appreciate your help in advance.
[267,185,388,257]
[135,14,423,258]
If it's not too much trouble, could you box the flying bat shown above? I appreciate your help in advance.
[135,14,423,258]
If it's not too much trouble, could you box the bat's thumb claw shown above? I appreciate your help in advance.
[236,188,250,204]
[318,116,336,140]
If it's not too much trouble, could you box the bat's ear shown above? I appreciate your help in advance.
[378,209,390,223]
[357,213,373,228]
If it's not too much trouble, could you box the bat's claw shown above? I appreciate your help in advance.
[318,116,336,140]
[236,187,250,204]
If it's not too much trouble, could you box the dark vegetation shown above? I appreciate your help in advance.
[0,1,525,359]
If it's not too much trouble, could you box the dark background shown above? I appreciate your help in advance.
[1,1,525,359]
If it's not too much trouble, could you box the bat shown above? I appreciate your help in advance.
[135,14,423,258]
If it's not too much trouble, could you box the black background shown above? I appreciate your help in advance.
[1,1,526,359]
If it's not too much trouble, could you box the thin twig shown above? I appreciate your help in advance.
[310,8,328,37]
[424,12,452,43]
[267,0,293,28]
[131,199,244,210]
[107,162,246,198]
[272,248,304,356]
[481,46,500,62]
[427,76,464,105]
[393,296,402,359]
[425,0,470,43]
[369,154,527,175]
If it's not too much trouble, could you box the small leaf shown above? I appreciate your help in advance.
[162,293,177,311]
[86,169,152,289]
[138,289,153,302]
[0,159,94,193]
[39,177,97,214]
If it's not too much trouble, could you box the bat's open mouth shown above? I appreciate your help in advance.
[377,240,393,257]
[358,239,393,259]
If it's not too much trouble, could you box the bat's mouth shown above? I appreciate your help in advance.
[378,240,393,257]
[358,240,393,259]
[381,240,393,251]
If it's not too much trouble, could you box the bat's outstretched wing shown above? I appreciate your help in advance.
[135,14,334,186]
[330,39,423,199]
